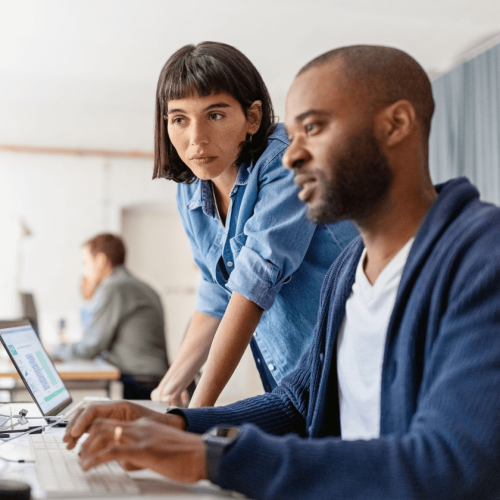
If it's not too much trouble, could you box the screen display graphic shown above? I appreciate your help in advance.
[1,325,70,414]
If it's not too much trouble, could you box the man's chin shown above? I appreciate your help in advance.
[306,203,341,225]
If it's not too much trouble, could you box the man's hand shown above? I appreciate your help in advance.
[78,417,207,483]
[63,401,186,450]
[80,275,97,301]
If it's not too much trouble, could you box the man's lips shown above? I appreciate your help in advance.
[294,173,317,202]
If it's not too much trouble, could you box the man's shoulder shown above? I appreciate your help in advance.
[102,267,159,299]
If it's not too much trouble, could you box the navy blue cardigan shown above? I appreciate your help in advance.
[182,178,500,499]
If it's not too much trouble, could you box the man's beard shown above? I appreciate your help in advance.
[307,126,393,225]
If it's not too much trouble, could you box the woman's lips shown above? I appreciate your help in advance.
[190,156,217,165]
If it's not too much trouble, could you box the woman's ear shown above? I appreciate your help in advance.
[376,100,416,147]
[247,100,263,134]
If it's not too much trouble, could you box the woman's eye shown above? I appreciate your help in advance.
[171,117,184,125]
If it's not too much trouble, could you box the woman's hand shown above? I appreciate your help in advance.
[150,311,221,405]
[63,401,186,450]
[151,386,191,407]
[78,417,206,483]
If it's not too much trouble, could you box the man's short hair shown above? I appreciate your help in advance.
[84,233,126,268]
[298,45,435,137]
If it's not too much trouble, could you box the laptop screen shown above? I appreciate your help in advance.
[0,321,71,416]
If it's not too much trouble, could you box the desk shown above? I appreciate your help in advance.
[0,402,235,499]
[0,359,120,399]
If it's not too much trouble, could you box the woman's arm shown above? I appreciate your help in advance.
[189,292,263,408]
[151,311,221,405]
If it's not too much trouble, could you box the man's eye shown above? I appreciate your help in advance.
[305,122,317,133]
[210,113,223,121]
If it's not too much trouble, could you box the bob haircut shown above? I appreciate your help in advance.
[153,41,276,184]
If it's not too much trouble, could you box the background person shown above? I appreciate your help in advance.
[150,41,357,407]
[53,233,169,400]
[66,45,500,500]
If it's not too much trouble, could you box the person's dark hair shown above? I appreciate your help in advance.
[298,45,435,137]
[84,233,126,268]
[153,41,276,183]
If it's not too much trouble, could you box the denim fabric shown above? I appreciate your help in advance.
[177,124,358,384]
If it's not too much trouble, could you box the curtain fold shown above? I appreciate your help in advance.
[429,42,500,204]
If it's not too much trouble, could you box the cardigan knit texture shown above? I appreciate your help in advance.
[181,177,500,500]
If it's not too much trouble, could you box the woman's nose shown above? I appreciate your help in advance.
[190,121,210,146]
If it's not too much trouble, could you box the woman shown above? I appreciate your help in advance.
[151,42,357,408]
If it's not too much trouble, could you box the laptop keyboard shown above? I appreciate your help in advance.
[30,434,140,497]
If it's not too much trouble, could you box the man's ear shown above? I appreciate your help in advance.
[247,100,263,135]
[376,100,416,147]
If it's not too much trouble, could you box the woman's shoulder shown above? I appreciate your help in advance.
[254,123,290,172]
[176,178,202,209]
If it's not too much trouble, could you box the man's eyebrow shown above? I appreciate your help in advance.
[166,102,231,115]
[295,109,328,122]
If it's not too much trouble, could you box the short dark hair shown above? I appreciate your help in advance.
[299,45,435,137]
[84,233,126,268]
[153,41,276,183]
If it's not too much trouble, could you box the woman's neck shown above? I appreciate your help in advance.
[210,166,239,224]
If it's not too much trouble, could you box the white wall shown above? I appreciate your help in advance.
[0,151,176,345]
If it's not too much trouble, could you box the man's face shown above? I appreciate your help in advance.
[283,60,393,225]
[81,245,105,288]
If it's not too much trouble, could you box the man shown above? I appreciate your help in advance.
[63,47,500,499]
[53,233,169,400]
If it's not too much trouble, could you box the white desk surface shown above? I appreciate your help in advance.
[0,402,237,499]
[0,358,120,380]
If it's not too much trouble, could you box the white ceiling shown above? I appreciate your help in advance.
[1,0,499,151]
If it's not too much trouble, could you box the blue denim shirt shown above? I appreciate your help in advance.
[177,124,358,384]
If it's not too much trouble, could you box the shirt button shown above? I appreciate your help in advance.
[319,353,324,364]
[268,364,275,371]
[227,261,233,267]
[257,359,261,364]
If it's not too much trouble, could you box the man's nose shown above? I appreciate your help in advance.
[190,121,210,146]
[283,136,309,170]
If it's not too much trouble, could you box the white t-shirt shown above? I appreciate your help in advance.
[337,237,414,440]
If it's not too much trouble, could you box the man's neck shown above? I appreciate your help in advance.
[358,182,437,285]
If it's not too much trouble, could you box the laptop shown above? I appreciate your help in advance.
[0,319,88,421]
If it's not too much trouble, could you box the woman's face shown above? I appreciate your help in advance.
[166,92,261,183]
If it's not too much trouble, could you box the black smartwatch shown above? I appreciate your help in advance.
[202,426,241,482]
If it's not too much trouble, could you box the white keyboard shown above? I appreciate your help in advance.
[30,434,140,497]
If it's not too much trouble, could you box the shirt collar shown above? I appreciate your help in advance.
[186,162,252,215]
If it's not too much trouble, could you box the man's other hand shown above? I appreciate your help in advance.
[78,417,206,483]
[63,401,186,450]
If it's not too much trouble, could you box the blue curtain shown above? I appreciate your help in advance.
[429,42,500,205]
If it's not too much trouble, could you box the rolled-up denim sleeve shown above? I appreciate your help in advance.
[226,152,316,311]
[177,187,229,320]
[196,278,229,320]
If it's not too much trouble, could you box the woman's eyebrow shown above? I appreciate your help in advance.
[203,103,231,112]
[166,103,231,115]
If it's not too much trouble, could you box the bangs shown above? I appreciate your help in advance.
[158,54,249,109]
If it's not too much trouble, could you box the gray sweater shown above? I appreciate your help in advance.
[53,266,168,382]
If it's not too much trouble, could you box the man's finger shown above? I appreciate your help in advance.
[80,444,144,472]
[79,418,118,457]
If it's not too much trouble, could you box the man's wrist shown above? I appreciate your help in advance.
[165,408,189,430]
[202,426,241,483]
